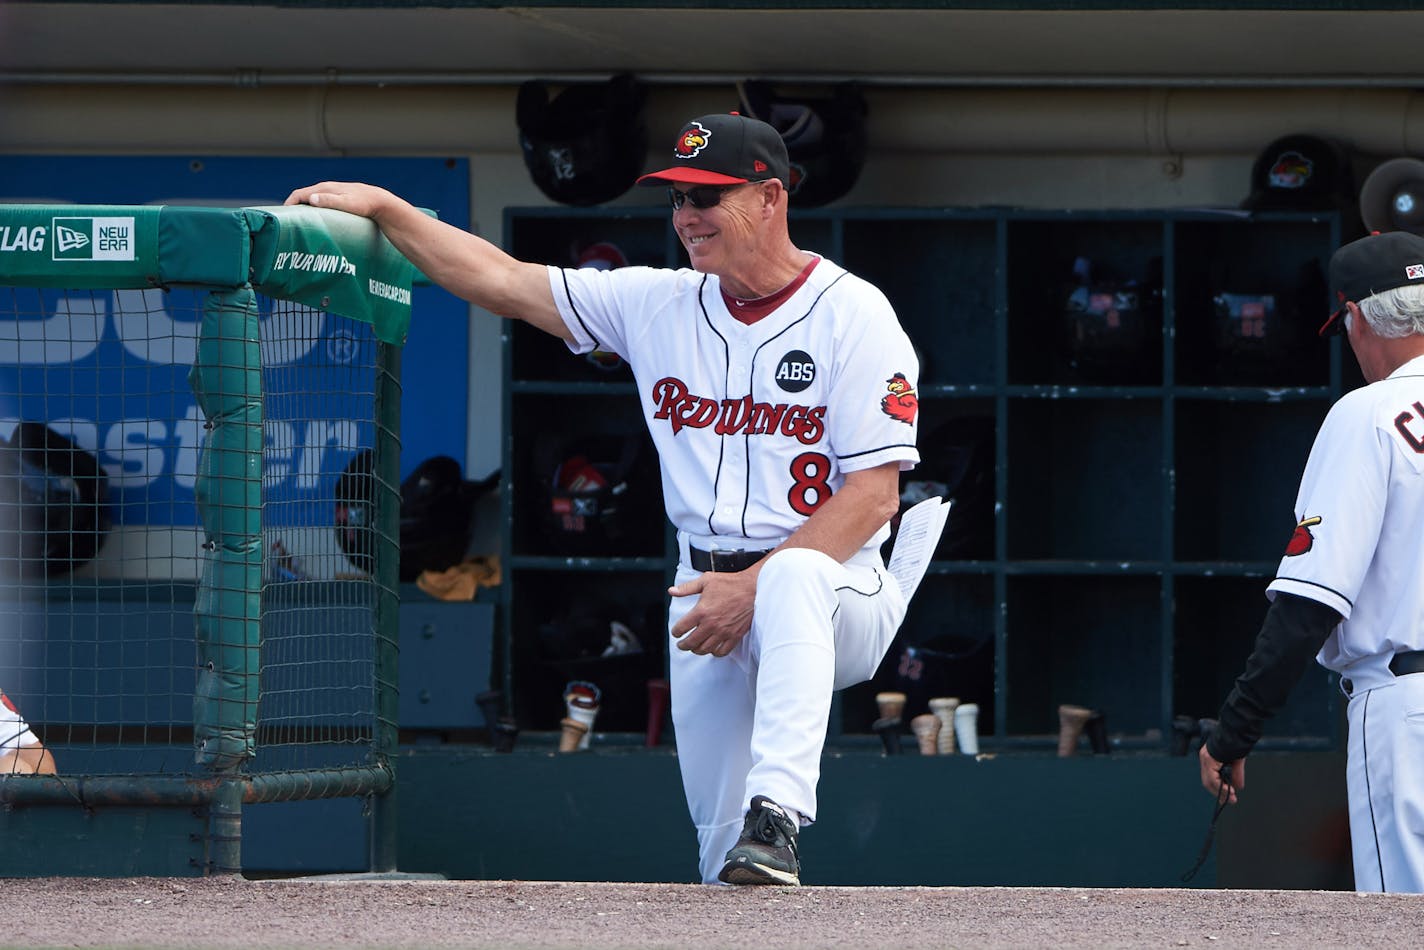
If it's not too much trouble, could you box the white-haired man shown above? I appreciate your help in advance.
[1200,229,1424,892]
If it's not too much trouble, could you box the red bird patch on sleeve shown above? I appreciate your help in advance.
[1285,515,1322,556]
[881,372,918,425]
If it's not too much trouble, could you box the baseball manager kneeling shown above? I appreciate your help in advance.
[288,112,920,885]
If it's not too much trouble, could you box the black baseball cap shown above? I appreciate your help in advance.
[1320,230,1424,336]
[636,113,791,189]
[1243,134,1354,213]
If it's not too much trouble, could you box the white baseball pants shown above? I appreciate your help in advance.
[1345,668,1424,892]
[667,546,905,884]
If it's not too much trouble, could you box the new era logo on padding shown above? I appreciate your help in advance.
[55,225,88,253]
[51,217,135,261]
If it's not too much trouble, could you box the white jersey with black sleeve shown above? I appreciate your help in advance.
[547,257,921,551]
[1268,354,1424,673]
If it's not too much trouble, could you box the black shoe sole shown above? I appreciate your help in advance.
[718,856,799,886]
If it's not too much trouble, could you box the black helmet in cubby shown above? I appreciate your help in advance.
[1207,257,1326,382]
[1243,134,1355,214]
[398,456,497,583]
[517,73,648,207]
[1059,256,1162,383]
[536,431,656,557]
[334,448,376,574]
[1242,133,1364,241]
[0,421,111,577]
[737,80,869,208]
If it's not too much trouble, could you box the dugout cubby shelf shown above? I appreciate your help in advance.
[1005,397,1164,562]
[501,203,1349,754]
[1173,218,1334,388]
[1173,399,1326,563]
[1005,217,1165,387]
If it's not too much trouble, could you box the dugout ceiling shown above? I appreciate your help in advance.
[2,2,1424,85]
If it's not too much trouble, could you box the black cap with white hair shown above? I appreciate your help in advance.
[1321,230,1424,337]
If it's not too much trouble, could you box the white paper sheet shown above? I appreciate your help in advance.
[886,496,951,603]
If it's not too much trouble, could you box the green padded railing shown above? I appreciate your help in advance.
[0,204,412,874]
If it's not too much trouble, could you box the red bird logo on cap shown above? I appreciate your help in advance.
[1285,515,1322,556]
[1268,150,1314,190]
[881,373,918,425]
[677,123,710,158]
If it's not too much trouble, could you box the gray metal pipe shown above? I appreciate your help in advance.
[0,765,393,806]
[3,83,1424,157]
[2,71,1422,89]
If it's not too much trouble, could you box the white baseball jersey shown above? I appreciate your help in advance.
[551,255,919,884]
[548,257,921,548]
[1267,353,1424,892]
[0,690,38,752]
[1268,353,1424,672]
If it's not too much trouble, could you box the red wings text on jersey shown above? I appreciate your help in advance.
[1393,400,1424,453]
[1285,515,1322,556]
[881,372,918,425]
[651,377,826,443]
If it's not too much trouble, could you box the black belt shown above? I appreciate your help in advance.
[1389,650,1424,677]
[689,546,772,573]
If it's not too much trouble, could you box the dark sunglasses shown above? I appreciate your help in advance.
[667,182,755,211]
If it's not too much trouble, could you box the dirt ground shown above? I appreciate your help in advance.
[4,877,1424,949]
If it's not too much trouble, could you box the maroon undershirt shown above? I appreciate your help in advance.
[720,256,820,325]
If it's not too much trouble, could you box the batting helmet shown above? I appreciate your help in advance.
[737,80,869,208]
[1205,257,1326,384]
[334,449,377,575]
[1243,134,1354,211]
[1060,256,1163,384]
[0,422,111,577]
[336,450,498,581]
[535,431,658,557]
[398,456,499,583]
[516,73,648,207]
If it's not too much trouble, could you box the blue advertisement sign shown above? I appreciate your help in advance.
[0,157,471,535]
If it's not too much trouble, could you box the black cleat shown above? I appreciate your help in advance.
[717,795,801,886]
